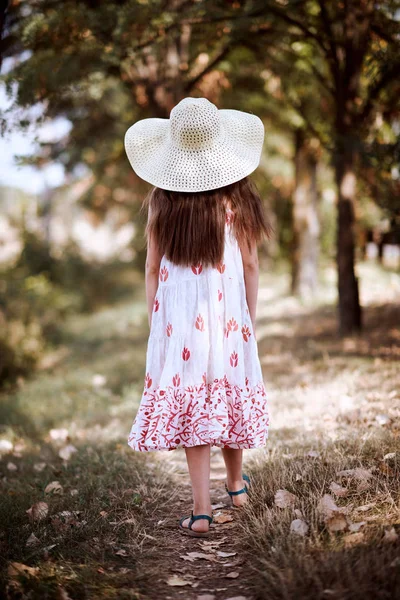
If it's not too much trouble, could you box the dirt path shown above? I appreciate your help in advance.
[140,447,256,600]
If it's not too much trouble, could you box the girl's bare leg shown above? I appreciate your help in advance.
[181,444,212,533]
[221,448,249,507]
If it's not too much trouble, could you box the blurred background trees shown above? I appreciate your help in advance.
[1,0,399,387]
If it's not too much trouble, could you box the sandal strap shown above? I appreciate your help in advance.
[188,511,213,529]
[226,485,248,497]
[225,473,251,497]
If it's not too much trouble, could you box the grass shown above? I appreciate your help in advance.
[0,288,178,599]
[241,433,400,599]
[239,261,400,600]
[0,259,399,599]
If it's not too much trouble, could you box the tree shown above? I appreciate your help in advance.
[251,0,400,334]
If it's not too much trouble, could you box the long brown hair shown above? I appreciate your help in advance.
[141,176,273,268]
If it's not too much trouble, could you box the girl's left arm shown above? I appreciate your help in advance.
[145,231,163,328]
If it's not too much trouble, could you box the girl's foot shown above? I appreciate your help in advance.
[181,506,212,533]
[225,477,250,507]
[179,514,211,534]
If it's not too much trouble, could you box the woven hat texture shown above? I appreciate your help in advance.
[124,97,264,192]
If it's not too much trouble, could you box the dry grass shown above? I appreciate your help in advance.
[240,433,400,600]
[238,261,400,600]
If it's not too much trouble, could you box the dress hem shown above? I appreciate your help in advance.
[127,436,269,453]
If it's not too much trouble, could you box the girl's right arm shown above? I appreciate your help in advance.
[238,236,259,335]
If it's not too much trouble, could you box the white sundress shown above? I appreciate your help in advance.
[128,207,269,451]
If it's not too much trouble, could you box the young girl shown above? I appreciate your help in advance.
[124,97,271,538]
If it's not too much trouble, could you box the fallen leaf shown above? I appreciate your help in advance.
[7,462,18,471]
[217,551,237,558]
[307,450,320,458]
[326,514,348,532]
[49,428,69,442]
[354,502,376,512]
[166,575,192,587]
[115,549,128,556]
[376,414,391,426]
[26,501,49,522]
[59,445,77,461]
[295,474,302,482]
[92,374,107,387]
[199,537,227,548]
[336,468,373,481]
[0,439,13,453]
[329,482,349,497]
[343,532,364,547]
[70,489,79,496]
[45,481,63,495]
[197,595,216,600]
[383,452,396,460]
[290,519,309,536]
[8,562,39,578]
[213,511,234,524]
[383,527,398,543]
[26,533,40,547]
[274,489,297,508]
[211,502,226,510]
[225,571,239,579]
[34,462,47,472]
[318,494,340,518]
[294,508,304,519]
[348,521,366,532]
[181,552,217,562]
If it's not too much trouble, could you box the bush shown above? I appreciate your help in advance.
[0,269,82,388]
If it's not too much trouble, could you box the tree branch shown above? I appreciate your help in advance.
[184,42,232,91]
[358,60,400,124]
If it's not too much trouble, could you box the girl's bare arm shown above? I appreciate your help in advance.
[238,237,259,334]
[145,206,163,327]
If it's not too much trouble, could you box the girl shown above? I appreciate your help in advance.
[124,97,271,538]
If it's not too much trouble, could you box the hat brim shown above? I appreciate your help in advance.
[124,109,264,192]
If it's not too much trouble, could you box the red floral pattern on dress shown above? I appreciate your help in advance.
[195,314,205,332]
[191,263,203,275]
[242,325,251,342]
[226,318,238,335]
[230,351,238,367]
[166,322,173,337]
[144,372,152,390]
[172,373,180,387]
[182,347,190,361]
[128,374,269,451]
[218,289,222,301]
[159,266,169,282]
[216,262,226,274]
[153,298,159,312]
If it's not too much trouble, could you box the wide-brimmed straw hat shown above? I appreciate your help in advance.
[124,97,264,192]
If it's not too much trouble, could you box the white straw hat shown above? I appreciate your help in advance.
[124,97,264,192]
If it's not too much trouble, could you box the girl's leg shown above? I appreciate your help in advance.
[221,448,248,507]
[181,444,212,533]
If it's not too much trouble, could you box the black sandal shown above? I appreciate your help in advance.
[225,473,251,506]
[178,511,213,538]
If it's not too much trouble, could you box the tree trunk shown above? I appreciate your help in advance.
[335,149,362,334]
[291,129,320,299]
